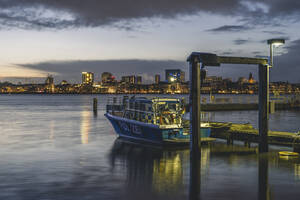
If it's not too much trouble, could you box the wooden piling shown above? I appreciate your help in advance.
[93,98,98,114]
[188,55,202,199]
[189,56,201,155]
[189,155,201,200]
[258,155,270,200]
[259,64,269,153]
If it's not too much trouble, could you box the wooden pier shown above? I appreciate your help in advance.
[186,52,297,155]
[209,122,300,150]
[183,119,300,151]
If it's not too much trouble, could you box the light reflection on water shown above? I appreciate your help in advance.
[109,139,300,200]
[294,164,300,180]
[49,120,55,140]
[0,94,300,200]
[81,110,91,144]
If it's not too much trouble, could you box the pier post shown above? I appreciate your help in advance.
[259,64,269,153]
[188,55,201,200]
[93,98,98,115]
[189,155,201,200]
[258,155,270,200]
[189,56,202,156]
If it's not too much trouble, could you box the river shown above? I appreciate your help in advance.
[0,94,299,200]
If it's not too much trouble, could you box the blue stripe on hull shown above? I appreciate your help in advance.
[105,113,166,144]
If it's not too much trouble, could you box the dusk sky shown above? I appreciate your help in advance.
[0,0,299,83]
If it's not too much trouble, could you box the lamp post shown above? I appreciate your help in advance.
[267,38,285,67]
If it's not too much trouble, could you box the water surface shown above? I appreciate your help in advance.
[0,94,300,200]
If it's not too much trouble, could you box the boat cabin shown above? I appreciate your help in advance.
[107,96,185,127]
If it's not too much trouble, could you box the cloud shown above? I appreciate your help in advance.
[262,30,285,35]
[252,51,262,54]
[0,0,299,30]
[207,25,250,33]
[233,39,250,45]
[18,58,258,83]
[213,39,300,83]
[267,0,300,18]
[18,59,186,83]
[270,39,300,83]
[0,0,241,30]
[15,40,300,84]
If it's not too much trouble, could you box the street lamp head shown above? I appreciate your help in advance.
[267,38,285,46]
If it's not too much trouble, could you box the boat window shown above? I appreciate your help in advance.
[168,103,177,111]
[148,106,153,112]
[130,111,134,119]
[157,102,178,113]
[129,102,134,109]
[124,110,130,119]
[140,103,146,111]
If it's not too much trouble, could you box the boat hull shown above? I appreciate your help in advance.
[105,113,179,145]
[105,113,212,146]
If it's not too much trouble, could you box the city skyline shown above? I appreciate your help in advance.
[0,1,300,83]
[2,69,299,95]
[0,69,258,85]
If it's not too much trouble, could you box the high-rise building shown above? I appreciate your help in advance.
[101,72,115,84]
[45,75,55,93]
[155,74,160,84]
[45,75,54,85]
[165,69,185,83]
[82,72,94,85]
[121,75,136,84]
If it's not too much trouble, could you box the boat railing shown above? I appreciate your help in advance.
[201,112,212,123]
[106,96,125,115]
[124,106,183,126]
[126,108,154,115]
[106,96,185,127]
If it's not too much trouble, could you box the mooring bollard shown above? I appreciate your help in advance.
[93,98,98,114]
